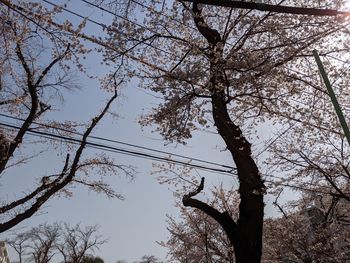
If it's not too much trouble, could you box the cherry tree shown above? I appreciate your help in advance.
[102,0,350,262]
[263,192,350,263]
[162,187,350,262]
[0,1,132,233]
[4,0,350,260]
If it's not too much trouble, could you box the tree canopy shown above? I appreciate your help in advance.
[0,1,133,233]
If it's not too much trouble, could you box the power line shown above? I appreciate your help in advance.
[0,0,65,43]
[129,0,198,31]
[75,0,350,91]
[80,0,156,34]
[7,1,344,146]
[0,122,236,176]
[0,114,329,187]
[1,121,344,196]
[265,179,346,197]
[0,113,235,171]
[42,0,179,59]
[42,0,107,29]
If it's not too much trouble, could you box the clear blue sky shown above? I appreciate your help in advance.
[1,1,287,262]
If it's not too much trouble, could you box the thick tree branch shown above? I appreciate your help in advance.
[192,2,221,46]
[0,154,70,214]
[0,43,71,173]
[0,38,40,173]
[183,178,237,245]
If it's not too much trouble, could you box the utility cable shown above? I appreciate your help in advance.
[0,122,236,176]
[42,0,108,29]
[43,0,178,59]
[1,121,345,197]
[0,113,234,171]
[80,0,156,34]
[0,113,324,187]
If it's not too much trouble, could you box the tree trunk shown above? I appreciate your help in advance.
[182,3,265,262]
[211,91,265,263]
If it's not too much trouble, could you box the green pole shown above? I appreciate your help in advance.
[313,49,350,146]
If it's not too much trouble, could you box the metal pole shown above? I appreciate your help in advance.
[313,49,350,146]
[180,0,350,16]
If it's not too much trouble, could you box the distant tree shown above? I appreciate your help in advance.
[263,193,350,263]
[7,222,106,263]
[82,256,105,263]
[133,255,163,263]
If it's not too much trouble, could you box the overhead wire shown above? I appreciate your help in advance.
[0,0,65,43]
[80,0,157,34]
[76,0,350,141]
[70,0,350,108]
[264,178,347,197]
[120,0,198,31]
[42,0,180,60]
[0,121,237,176]
[42,0,108,29]
[0,118,348,196]
[47,0,216,74]
[80,0,350,107]
[0,113,235,171]
[0,114,315,184]
[0,120,344,197]
[254,123,296,158]
[9,0,334,82]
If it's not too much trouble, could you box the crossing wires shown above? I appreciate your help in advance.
[0,114,343,197]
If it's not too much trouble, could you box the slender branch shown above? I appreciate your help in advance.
[272,190,288,219]
[34,44,71,87]
[0,154,69,214]
[0,41,70,173]
[170,48,192,72]
[0,37,39,173]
